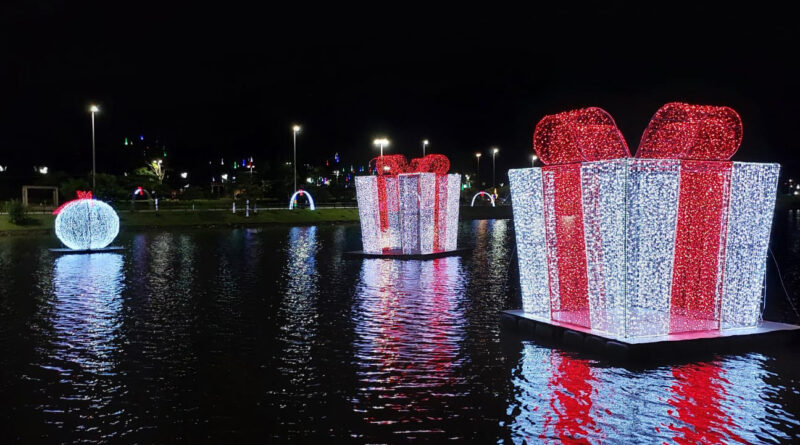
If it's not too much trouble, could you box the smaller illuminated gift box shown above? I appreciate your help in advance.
[356,154,461,255]
[509,103,779,339]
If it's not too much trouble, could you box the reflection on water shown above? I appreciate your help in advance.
[352,257,466,439]
[39,253,125,438]
[507,343,798,443]
[0,217,798,442]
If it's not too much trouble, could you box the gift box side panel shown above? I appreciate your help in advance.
[721,162,780,329]
[419,173,437,254]
[624,159,681,338]
[399,174,422,254]
[356,176,382,254]
[669,160,732,333]
[509,168,550,318]
[444,174,461,252]
[384,176,403,251]
[581,159,628,337]
[542,164,591,328]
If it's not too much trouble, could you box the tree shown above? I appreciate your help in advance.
[148,159,166,184]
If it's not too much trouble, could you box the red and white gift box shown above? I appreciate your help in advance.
[509,104,779,338]
[356,154,461,255]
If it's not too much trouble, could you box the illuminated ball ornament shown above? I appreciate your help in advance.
[54,191,120,250]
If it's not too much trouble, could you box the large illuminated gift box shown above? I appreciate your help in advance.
[356,154,461,255]
[509,103,779,338]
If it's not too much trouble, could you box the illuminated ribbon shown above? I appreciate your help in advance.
[534,107,630,328]
[52,190,94,215]
[636,103,742,333]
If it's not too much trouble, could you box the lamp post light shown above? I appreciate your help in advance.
[422,139,429,156]
[475,152,482,186]
[292,125,301,192]
[373,137,390,161]
[531,154,538,167]
[492,147,499,187]
[90,105,99,190]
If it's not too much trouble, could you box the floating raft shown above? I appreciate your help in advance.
[501,309,800,361]
[344,247,472,260]
[48,246,125,254]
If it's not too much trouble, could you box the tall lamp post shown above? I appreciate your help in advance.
[90,105,99,190]
[292,125,301,192]
[373,138,389,165]
[492,147,499,188]
[422,139,429,156]
[475,152,482,187]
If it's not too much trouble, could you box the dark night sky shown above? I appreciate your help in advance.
[1,2,798,179]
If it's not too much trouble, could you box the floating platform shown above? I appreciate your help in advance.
[49,246,125,254]
[344,247,472,260]
[501,309,800,361]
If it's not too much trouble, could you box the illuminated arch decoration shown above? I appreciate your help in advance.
[289,189,315,210]
[470,191,495,207]
[509,103,780,340]
[53,191,120,250]
[356,154,461,255]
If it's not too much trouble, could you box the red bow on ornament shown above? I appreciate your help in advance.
[52,190,94,215]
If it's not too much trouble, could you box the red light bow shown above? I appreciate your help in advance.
[372,154,409,175]
[636,102,742,160]
[533,107,630,165]
[371,154,450,175]
[52,190,93,215]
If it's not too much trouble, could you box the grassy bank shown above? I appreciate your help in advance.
[1,206,512,235]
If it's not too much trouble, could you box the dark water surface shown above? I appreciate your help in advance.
[1,217,800,443]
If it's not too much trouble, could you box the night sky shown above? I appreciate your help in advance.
[1,3,798,180]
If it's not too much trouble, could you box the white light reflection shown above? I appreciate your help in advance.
[40,253,125,431]
[277,227,319,387]
[506,344,792,443]
[351,257,466,437]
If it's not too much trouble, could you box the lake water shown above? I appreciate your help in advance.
[1,216,799,443]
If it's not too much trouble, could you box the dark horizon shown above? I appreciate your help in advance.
[1,3,798,180]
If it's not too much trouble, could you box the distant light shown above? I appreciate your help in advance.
[139,135,144,141]
[221,174,228,181]
[90,105,99,113]
[423,139,429,145]
[124,137,129,146]
[475,152,482,158]
[38,166,48,174]
[180,172,188,179]
[293,125,301,133]
[532,154,538,161]
[0,165,6,172]
[493,147,499,154]
[373,138,389,146]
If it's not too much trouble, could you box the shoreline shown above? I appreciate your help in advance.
[0,206,512,236]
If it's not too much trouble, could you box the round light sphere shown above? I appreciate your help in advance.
[55,199,120,250]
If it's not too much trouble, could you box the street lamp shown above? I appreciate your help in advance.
[492,147,499,187]
[292,125,301,192]
[531,154,538,167]
[422,139,429,156]
[374,138,389,160]
[475,152,482,186]
[90,105,99,190]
